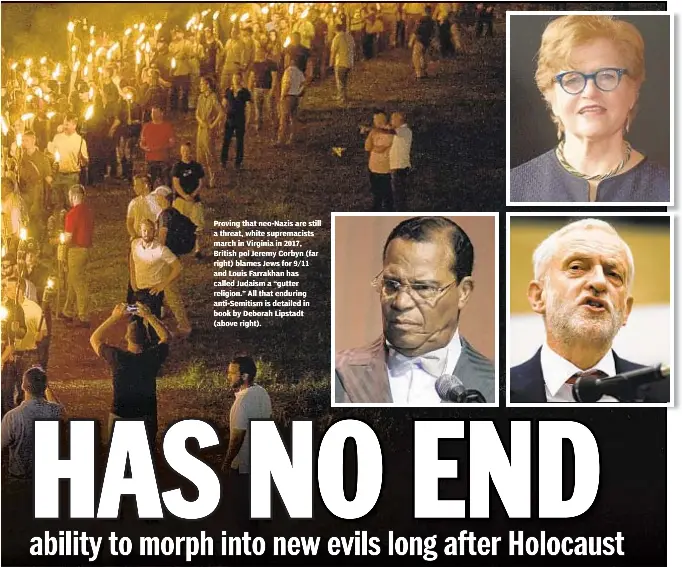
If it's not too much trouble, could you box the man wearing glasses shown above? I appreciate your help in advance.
[509,15,669,203]
[334,216,495,405]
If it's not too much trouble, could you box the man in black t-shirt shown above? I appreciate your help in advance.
[248,48,278,132]
[221,73,252,170]
[90,302,170,447]
[172,143,206,257]
[172,143,205,201]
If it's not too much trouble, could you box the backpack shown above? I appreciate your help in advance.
[163,208,196,256]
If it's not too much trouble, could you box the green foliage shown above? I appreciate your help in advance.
[159,360,225,391]
[255,358,279,386]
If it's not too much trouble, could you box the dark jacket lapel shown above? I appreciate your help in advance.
[509,348,547,403]
[335,337,393,403]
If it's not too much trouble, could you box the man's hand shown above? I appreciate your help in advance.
[150,283,165,296]
[112,303,128,319]
[135,302,152,320]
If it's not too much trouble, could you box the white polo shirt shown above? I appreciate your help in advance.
[49,132,89,174]
[131,239,177,290]
[282,66,306,96]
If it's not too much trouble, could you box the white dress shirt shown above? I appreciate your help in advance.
[540,344,618,403]
[387,331,462,405]
[389,124,412,170]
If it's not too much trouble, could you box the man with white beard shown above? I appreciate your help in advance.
[509,218,669,403]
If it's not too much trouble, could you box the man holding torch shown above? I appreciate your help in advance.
[18,131,52,246]
[49,114,89,210]
[1,275,47,407]
[1,275,28,416]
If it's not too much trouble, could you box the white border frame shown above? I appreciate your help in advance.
[506,211,674,408]
[505,10,674,207]
[331,212,500,408]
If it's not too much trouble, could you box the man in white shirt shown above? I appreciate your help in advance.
[389,112,413,210]
[335,216,495,405]
[129,219,182,318]
[222,356,272,529]
[509,218,669,403]
[48,114,88,210]
[276,56,307,146]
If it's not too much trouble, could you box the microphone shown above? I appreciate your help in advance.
[435,374,487,403]
[435,374,467,402]
[572,364,670,403]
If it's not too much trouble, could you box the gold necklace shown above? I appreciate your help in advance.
[556,140,632,182]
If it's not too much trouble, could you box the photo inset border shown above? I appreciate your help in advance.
[332,212,499,408]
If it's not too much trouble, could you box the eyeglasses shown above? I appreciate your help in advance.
[371,271,458,302]
[554,68,628,95]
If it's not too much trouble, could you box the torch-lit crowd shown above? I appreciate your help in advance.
[0,2,498,452]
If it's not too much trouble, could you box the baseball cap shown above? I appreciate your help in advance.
[151,185,172,198]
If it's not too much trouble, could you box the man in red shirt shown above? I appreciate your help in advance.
[139,107,176,187]
[61,184,94,328]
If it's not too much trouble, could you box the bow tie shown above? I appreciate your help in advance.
[389,349,448,377]
[565,369,608,385]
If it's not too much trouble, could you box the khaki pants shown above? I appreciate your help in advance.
[63,247,89,321]
[412,41,428,78]
[196,125,216,178]
[277,95,300,144]
[252,88,275,130]
[165,278,191,332]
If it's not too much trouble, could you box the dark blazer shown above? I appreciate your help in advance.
[335,335,495,403]
[509,348,670,403]
[510,149,670,203]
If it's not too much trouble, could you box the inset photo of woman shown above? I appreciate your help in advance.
[507,13,672,205]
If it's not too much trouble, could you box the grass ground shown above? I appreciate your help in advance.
[46,31,506,441]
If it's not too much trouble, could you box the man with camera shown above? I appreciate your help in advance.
[90,302,170,447]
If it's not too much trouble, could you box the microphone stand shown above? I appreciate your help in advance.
[465,390,486,403]
[572,365,670,403]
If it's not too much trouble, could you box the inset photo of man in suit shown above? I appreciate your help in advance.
[333,214,498,406]
[507,214,672,405]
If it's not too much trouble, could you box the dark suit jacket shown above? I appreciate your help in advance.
[335,335,495,403]
[509,348,670,403]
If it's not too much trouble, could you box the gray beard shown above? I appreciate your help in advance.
[545,287,624,348]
